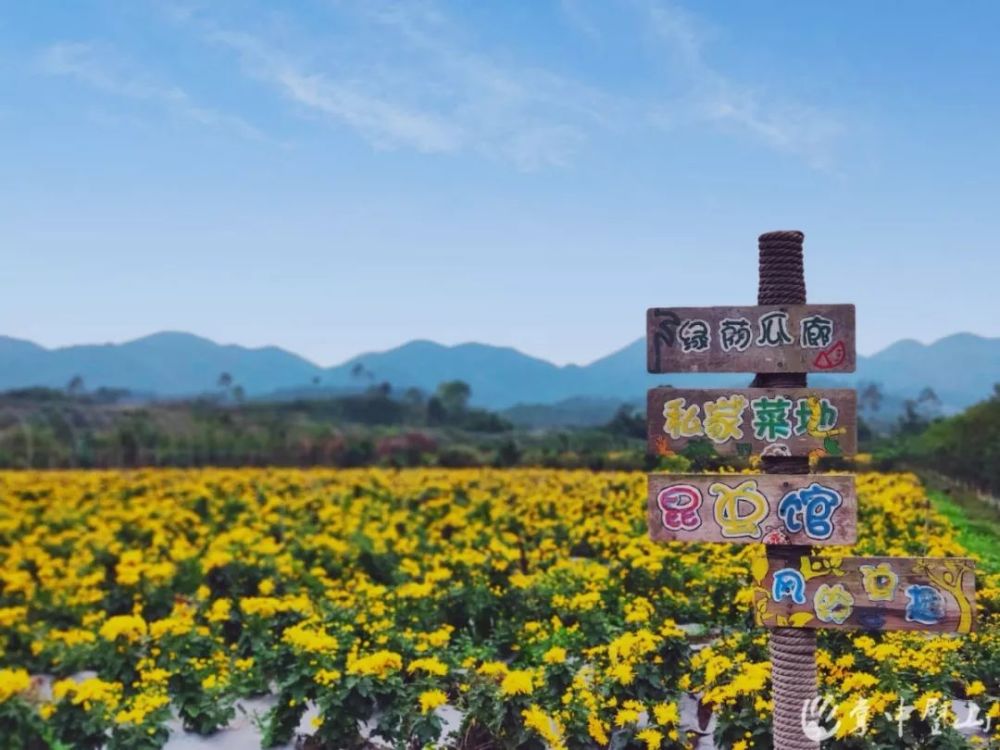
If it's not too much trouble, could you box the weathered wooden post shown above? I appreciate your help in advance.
[645,230,977,749]
[755,231,819,750]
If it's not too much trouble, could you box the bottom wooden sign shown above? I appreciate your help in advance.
[752,550,976,633]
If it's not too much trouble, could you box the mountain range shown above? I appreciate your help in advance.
[0,331,996,417]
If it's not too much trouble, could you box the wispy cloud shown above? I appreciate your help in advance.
[37,41,264,140]
[641,0,842,168]
[153,0,840,169]
[558,0,604,41]
[205,29,464,155]
[173,2,619,169]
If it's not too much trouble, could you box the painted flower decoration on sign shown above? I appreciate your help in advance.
[860,562,899,602]
[814,583,854,624]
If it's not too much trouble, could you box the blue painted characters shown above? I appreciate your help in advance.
[860,563,899,602]
[857,610,886,630]
[772,568,807,605]
[778,482,843,540]
[905,585,946,626]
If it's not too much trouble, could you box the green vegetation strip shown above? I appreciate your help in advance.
[928,488,1000,573]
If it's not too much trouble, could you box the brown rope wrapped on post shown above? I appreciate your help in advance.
[754,230,819,750]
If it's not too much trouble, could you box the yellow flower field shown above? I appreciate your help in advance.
[0,469,997,749]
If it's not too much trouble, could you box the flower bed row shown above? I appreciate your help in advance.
[0,468,996,748]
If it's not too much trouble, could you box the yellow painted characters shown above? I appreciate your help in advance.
[860,562,899,602]
[702,395,749,443]
[709,479,769,539]
[814,583,854,625]
[661,397,703,439]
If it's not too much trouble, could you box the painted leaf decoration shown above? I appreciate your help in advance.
[753,592,769,625]
[751,556,769,585]
[789,612,815,627]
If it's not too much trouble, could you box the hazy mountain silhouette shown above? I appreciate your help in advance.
[0,332,320,396]
[0,331,995,414]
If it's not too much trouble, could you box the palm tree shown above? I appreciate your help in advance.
[66,375,85,396]
[350,363,373,384]
[917,387,940,407]
[860,383,883,412]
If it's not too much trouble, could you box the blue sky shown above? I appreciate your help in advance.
[2,1,998,366]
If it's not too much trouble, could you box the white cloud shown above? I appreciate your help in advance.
[178,2,619,169]
[37,41,263,140]
[205,30,463,154]
[152,0,841,169]
[559,0,604,41]
[641,0,842,168]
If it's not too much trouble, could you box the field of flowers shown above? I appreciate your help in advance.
[0,468,998,749]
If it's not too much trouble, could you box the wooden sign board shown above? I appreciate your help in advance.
[647,387,857,459]
[752,552,977,633]
[647,474,857,546]
[646,304,856,374]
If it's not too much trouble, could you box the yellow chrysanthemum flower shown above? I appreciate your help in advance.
[418,689,447,714]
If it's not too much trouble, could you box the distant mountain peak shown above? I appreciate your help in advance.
[874,332,996,354]
[935,332,996,345]
[132,330,212,342]
[0,330,994,412]
[0,335,47,352]
[125,331,222,348]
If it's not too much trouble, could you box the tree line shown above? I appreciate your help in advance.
[870,385,1000,496]
[0,379,647,471]
[4,373,995,488]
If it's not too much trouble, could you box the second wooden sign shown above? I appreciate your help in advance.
[647,387,857,458]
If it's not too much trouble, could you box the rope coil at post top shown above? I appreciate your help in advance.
[757,230,806,306]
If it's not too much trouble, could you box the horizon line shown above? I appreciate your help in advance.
[2,329,996,371]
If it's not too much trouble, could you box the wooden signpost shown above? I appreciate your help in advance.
[647,387,857,458]
[644,232,977,750]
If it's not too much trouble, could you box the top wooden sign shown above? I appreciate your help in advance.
[647,305,856,374]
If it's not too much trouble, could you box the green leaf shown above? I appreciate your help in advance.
[682,438,718,459]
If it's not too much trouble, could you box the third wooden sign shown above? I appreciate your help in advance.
[648,474,857,546]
